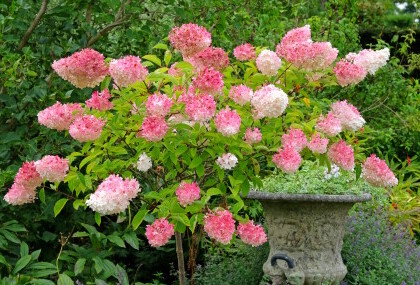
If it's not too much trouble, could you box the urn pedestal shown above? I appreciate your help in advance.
[247,191,371,285]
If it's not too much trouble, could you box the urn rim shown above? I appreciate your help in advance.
[247,190,372,203]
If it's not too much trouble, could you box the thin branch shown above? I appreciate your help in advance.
[18,0,49,50]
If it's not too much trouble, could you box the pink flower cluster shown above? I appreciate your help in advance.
[315,112,342,137]
[281,128,307,152]
[204,209,235,244]
[251,85,288,119]
[168,63,184,77]
[140,116,169,141]
[86,174,140,215]
[216,153,238,170]
[331,100,365,131]
[229,85,253,106]
[256,50,282,76]
[38,102,83,131]
[272,147,302,174]
[51,48,108,88]
[244,127,262,144]
[85,89,113,111]
[175,182,201,207]
[237,220,267,247]
[351,48,390,75]
[307,133,329,154]
[169,23,212,57]
[362,154,398,187]
[182,93,216,122]
[276,25,338,71]
[146,92,174,117]
[333,60,367,87]
[35,155,69,182]
[234,43,256,61]
[214,107,241,136]
[69,115,106,142]
[109,55,148,87]
[192,68,224,94]
[327,140,354,171]
[187,47,229,71]
[4,161,42,205]
[145,218,175,247]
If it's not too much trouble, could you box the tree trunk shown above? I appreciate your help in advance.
[175,232,187,285]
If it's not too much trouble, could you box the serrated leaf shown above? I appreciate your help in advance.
[123,232,139,250]
[164,50,172,66]
[74,258,86,276]
[143,54,161,66]
[114,265,129,285]
[132,206,148,231]
[58,273,74,285]
[54,198,68,217]
[20,241,29,257]
[95,212,101,226]
[12,255,31,274]
[108,235,125,248]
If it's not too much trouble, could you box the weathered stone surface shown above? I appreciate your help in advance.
[248,191,371,285]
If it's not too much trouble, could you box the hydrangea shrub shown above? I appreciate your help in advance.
[4,23,398,279]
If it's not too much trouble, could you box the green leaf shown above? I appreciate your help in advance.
[108,235,125,248]
[54,199,68,217]
[20,241,29,257]
[74,258,86,276]
[30,280,55,285]
[123,231,139,250]
[153,43,168,50]
[39,188,46,204]
[95,212,101,226]
[26,262,57,277]
[143,55,161,66]
[0,254,10,269]
[164,50,172,66]
[0,229,20,244]
[132,206,148,231]
[189,156,202,169]
[58,273,74,285]
[114,264,129,285]
[355,164,362,181]
[12,255,31,274]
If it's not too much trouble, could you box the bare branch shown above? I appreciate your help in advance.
[17,0,49,51]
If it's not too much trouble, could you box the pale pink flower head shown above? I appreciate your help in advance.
[145,218,175,247]
[229,85,253,106]
[109,55,148,87]
[175,182,201,207]
[86,174,140,215]
[35,155,69,182]
[333,59,367,87]
[85,89,113,111]
[192,67,224,94]
[4,183,36,206]
[277,25,312,59]
[204,209,235,245]
[237,220,267,247]
[168,63,184,77]
[331,100,365,131]
[256,50,282,76]
[315,112,342,137]
[183,93,216,122]
[69,115,106,142]
[353,48,390,75]
[214,106,241,137]
[38,102,83,131]
[234,43,256,61]
[169,23,212,57]
[139,116,168,142]
[187,47,229,71]
[307,133,329,154]
[251,84,288,119]
[281,128,307,153]
[146,92,174,117]
[51,48,108,88]
[327,140,354,171]
[13,161,42,190]
[216,153,238,170]
[244,127,262,144]
[362,154,398,187]
[272,146,302,174]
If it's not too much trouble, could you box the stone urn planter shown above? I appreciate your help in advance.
[247,190,372,285]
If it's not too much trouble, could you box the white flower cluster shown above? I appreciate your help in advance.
[324,164,341,180]
[137,152,153,172]
[353,48,390,75]
[256,50,282,76]
[252,84,289,119]
[216,153,238,170]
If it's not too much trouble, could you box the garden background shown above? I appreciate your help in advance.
[0,0,419,284]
